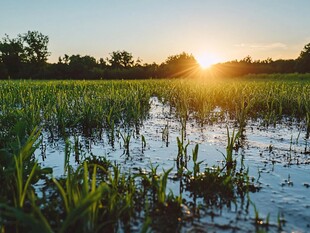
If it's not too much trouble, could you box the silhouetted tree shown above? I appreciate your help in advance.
[0,35,24,78]
[70,55,96,68]
[98,58,107,69]
[296,43,310,73]
[20,31,50,66]
[3,30,310,80]
[108,50,134,69]
[0,61,8,78]
[240,55,253,64]
[159,52,199,78]
[63,54,70,65]
[67,54,97,79]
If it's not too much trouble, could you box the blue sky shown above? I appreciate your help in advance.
[1,0,310,64]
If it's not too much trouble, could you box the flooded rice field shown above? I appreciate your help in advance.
[36,97,310,233]
[2,79,310,232]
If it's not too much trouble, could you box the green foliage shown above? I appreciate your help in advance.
[52,162,110,233]
[0,78,308,232]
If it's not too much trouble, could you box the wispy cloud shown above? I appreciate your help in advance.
[234,42,287,50]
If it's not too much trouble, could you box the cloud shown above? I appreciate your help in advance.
[234,42,287,50]
[234,43,246,48]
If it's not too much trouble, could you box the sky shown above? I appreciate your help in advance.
[1,0,310,65]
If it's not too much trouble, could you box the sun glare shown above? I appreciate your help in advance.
[195,53,220,69]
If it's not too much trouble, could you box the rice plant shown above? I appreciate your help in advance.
[1,76,310,232]
[224,126,240,173]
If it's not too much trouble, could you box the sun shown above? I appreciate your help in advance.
[195,53,220,69]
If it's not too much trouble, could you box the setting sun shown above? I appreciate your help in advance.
[195,53,220,69]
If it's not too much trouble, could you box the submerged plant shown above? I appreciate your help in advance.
[141,134,147,153]
[223,126,240,173]
[0,126,52,232]
[13,128,41,208]
[119,130,132,155]
[157,168,173,205]
[306,112,310,139]
[235,98,251,137]
[176,137,190,172]
[52,162,110,233]
[192,144,202,179]
[162,122,169,147]
[105,106,116,147]
[64,137,71,174]
[252,202,270,229]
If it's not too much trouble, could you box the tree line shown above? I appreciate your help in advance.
[0,31,310,79]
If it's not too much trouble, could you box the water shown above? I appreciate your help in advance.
[36,97,310,232]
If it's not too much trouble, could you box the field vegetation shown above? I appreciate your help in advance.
[1,75,310,232]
